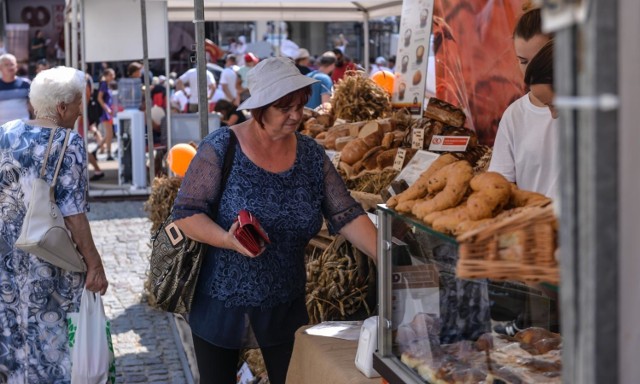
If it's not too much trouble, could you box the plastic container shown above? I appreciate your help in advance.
[118,78,142,109]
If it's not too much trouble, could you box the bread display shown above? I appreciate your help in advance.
[466,172,512,220]
[411,160,474,219]
[398,314,562,384]
[424,97,467,127]
[388,153,458,209]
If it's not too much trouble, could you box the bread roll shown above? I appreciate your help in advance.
[340,138,370,165]
[335,136,355,151]
[381,132,395,148]
[424,97,466,127]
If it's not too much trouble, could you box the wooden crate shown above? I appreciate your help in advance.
[456,205,559,284]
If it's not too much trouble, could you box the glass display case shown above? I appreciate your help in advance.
[373,205,561,384]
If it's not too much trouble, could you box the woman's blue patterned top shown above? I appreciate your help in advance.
[174,127,364,307]
[173,127,365,347]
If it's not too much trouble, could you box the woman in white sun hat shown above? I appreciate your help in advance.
[172,57,378,383]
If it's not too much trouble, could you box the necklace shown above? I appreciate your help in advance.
[37,115,60,128]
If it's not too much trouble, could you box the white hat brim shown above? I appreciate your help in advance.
[237,75,319,110]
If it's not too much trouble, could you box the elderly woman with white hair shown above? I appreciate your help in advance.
[0,66,108,382]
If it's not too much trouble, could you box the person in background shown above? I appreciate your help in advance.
[370,56,391,76]
[96,68,116,160]
[488,4,557,337]
[330,48,356,84]
[127,61,143,79]
[213,55,240,106]
[0,53,31,125]
[172,57,377,384]
[237,52,260,103]
[35,58,50,75]
[214,99,246,126]
[305,54,336,110]
[333,33,348,54]
[388,55,397,73]
[151,75,168,109]
[171,86,189,113]
[177,58,216,113]
[295,48,312,75]
[82,75,105,181]
[30,30,47,62]
[231,35,248,66]
[0,66,108,383]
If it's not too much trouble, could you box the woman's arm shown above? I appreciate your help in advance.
[97,85,112,115]
[339,215,378,264]
[64,213,109,294]
[174,213,257,258]
[226,112,239,126]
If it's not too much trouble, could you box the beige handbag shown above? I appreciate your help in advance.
[15,127,87,272]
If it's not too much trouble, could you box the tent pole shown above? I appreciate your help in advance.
[164,2,172,150]
[80,0,89,182]
[71,0,78,68]
[194,0,209,140]
[141,0,155,180]
[64,2,70,67]
[363,12,370,73]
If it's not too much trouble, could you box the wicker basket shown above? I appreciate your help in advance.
[456,205,559,284]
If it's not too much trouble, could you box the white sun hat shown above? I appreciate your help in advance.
[237,57,318,110]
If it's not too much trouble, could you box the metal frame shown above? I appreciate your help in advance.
[557,1,619,382]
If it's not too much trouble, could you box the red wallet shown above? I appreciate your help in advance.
[234,210,271,256]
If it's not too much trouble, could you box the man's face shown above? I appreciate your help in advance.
[0,58,17,79]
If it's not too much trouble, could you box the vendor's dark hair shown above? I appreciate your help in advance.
[524,40,554,87]
[513,6,548,40]
[250,86,311,129]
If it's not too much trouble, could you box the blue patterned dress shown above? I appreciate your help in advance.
[173,127,365,349]
[0,120,89,383]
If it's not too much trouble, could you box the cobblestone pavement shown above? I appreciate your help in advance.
[88,201,193,384]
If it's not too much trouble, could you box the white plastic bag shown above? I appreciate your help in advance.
[67,288,116,384]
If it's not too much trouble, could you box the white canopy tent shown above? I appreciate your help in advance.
[164,0,403,22]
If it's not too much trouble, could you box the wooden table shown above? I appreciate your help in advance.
[286,326,379,384]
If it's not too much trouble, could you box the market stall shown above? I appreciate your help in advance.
[140,0,565,381]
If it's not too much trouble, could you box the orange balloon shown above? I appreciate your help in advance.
[167,144,197,177]
[371,70,395,95]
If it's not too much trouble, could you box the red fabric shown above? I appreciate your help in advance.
[331,61,357,84]
[433,0,524,146]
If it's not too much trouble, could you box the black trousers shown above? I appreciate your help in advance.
[192,332,294,384]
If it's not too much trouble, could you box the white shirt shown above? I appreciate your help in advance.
[178,68,215,104]
[489,93,559,201]
[171,88,189,112]
[212,67,238,102]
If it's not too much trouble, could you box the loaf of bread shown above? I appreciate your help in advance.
[466,172,512,220]
[423,97,466,127]
[340,138,370,165]
[412,160,474,219]
[387,153,458,208]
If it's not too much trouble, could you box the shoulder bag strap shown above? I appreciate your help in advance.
[39,127,59,179]
[210,129,237,218]
[50,129,72,187]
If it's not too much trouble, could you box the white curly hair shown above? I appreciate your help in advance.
[29,66,85,118]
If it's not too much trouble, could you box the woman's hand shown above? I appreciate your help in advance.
[85,262,109,295]
[104,106,112,115]
[226,221,266,258]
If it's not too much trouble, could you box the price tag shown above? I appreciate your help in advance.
[331,152,341,169]
[428,135,470,152]
[393,148,407,171]
[411,128,425,149]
